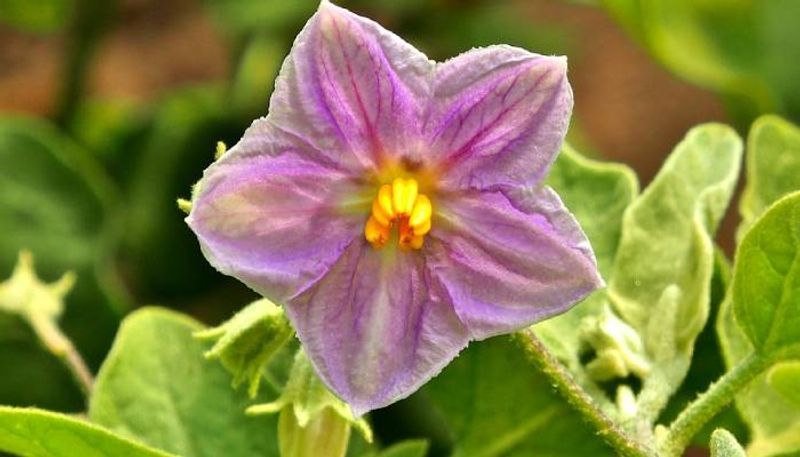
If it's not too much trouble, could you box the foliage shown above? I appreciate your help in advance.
[3,1,800,457]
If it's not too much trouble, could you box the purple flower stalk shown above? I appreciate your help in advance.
[187,0,602,414]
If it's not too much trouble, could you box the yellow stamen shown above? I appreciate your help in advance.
[392,178,418,215]
[365,216,390,248]
[365,178,432,251]
[378,184,394,220]
[409,195,432,229]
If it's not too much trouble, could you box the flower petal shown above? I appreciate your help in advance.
[270,1,434,173]
[186,122,363,301]
[428,187,602,339]
[426,46,572,190]
[286,242,469,415]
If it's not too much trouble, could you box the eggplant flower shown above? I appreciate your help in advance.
[187,0,602,414]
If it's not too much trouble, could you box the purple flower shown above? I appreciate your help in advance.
[187,0,602,414]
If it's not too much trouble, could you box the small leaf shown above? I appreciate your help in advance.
[195,298,293,398]
[732,192,800,355]
[710,429,746,457]
[88,307,280,457]
[0,406,173,457]
[766,361,800,408]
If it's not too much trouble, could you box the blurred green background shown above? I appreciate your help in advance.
[0,0,797,448]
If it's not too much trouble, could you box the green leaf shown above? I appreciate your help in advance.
[0,0,72,33]
[739,115,800,237]
[732,192,800,355]
[710,429,746,457]
[717,116,800,457]
[608,124,742,419]
[0,406,172,457]
[767,361,800,408]
[88,307,280,457]
[535,143,638,367]
[423,337,613,457]
[0,117,123,407]
[609,123,742,352]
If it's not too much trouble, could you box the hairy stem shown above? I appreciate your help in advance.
[516,329,655,457]
[28,312,94,397]
[659,352,770,456]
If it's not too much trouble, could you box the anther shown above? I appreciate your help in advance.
[365,178,432,250]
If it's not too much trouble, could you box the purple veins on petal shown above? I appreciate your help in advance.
[286,241,469,415]
[186,0,600,415]
[427,46,572,190]
[427,186,603,340]
[268,1,433,173]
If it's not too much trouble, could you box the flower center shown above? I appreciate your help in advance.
[364,178,432,250]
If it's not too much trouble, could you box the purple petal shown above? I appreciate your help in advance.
[427,187,602,339]
[426,46,572,190]
[269,1,434,173]
[286,241,469,415]
[186,121,363,301]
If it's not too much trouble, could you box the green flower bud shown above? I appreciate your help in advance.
[580,305,651,381]
[195,298,294,398]
[248,350,372,457]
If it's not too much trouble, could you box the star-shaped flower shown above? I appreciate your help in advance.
[187,0,602,414]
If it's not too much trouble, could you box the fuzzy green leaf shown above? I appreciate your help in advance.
[88,307,279,457]
[609,123,742,354]
[0,407,173,457]
[606,124,741,423]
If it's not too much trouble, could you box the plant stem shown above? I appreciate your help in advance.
[55,0,116,127]
[516,329,656,457]
[28,312,94,397]
[659,352,770,457]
